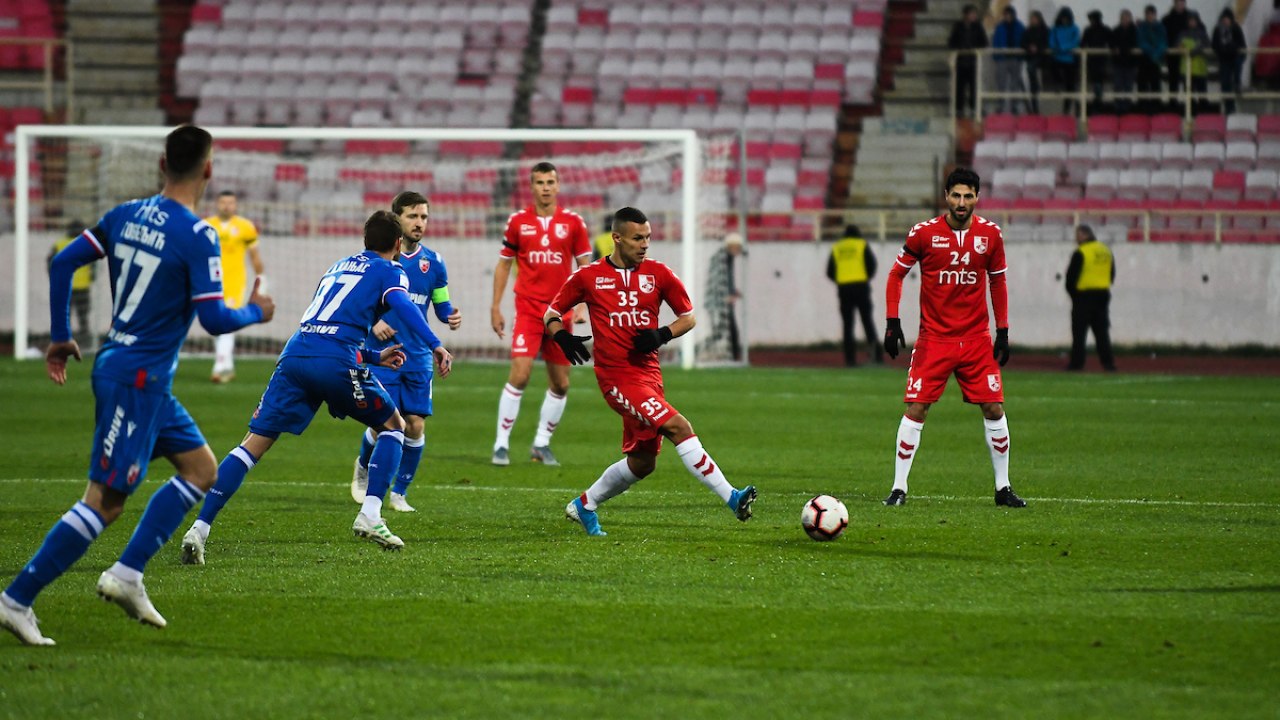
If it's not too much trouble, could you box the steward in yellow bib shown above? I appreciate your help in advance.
[1064,224,1116,371]
[47,220,96,346]
[826,224,881,366]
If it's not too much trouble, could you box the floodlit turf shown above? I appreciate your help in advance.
[1,356,1278,719]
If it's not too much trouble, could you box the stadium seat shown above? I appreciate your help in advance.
[1191,115,1227,143]
[1116,169,1151,201]
[1127,142,1162,170]
[1147,168,1181,199]
[1085,168,1119,199]
[1223,141,1257,172]
[1044,114,1079,142]
[1117,114,1150,142]
[1179,169,1214,201]
[1014,114,1047,140]
[1096,142,1131,169]
[1258,114,1280,141]
[1003,140,1037,169]
[1035,141,1068,173]
[1087,115,1119,141]
[1192,143,1226,171]
[1160,142,1193,170]
[1066,142,1100,184]
[1226,113,1258,142]
[991,168,1025,199]
[972,140,1005,178]
[1211,170,1246,203]
[1023,168,1056,197]
[1244,169,1279,201]
[1149,113,1184,142]
[1257,141,1280,171]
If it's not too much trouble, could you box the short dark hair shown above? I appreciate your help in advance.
[364,210,403,252]
[1144,4,1157,13]
[530,161,557,179]
[163,125,212,180]
[217,190,236,199]
[844,223,862,237]
[945,167,981,194]
[612,206,649,233]
[391,191,429,216]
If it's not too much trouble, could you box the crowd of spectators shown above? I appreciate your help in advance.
[952,0,1249,117]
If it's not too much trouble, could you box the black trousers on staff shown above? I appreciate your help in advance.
[838,283,881,366]
[1069,290,1115,370]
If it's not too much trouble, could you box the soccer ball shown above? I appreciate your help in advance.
[801,495,849,541]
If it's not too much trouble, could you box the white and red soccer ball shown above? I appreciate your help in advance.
[801,494,849,541]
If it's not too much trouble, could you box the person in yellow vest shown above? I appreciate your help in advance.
[826,224,881,366]
[47,219,95,347]
[1065,224,1116,371]
[206,191,265,383]
[592,215,614,260]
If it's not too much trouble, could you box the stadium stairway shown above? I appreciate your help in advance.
[65,0,164,125]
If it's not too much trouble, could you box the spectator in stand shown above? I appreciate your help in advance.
[1212,8,1247,114]
[1049,7,1082,114]
[1081,10,1114,111]
[1178,11,1211,114]
[1137,4,1169,113]
[992,7,1027,114]
[1112,10,1141,114]
[1022,10,1050,113]
[1162,0,1190,94]
[949,4,988,117]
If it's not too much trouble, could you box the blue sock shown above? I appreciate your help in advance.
[118,477,205,573]
[197,446,256,527]
[5,502,105,606]
[366,430,404,501]
[392,434,425,496]
[356,427,375,470]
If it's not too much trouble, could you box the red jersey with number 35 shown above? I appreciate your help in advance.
[895,214,1007,340]
[500,205,591,304]
[547,257,694,377]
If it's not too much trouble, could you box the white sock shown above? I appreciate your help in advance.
[893,415,925,493]
[108,561,142,584]
[675,436,732,502]
[984,415,1011,490]
[213,333,236,373]
[360,496,383,520]
[533,390,567,447]
[494,383,523,450]
[192,519,211,541]
[582,458,641,510]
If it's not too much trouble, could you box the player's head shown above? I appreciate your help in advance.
[161,124,213,183]
[611,206,651,267]
[1075,224,1097,245]
[392,190,430,244]
[944,167,981,228]
[364,210,403,255]
[215,190,237,220]
[530,161,560,208]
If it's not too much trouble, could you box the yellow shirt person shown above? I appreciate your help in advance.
[206,191,264,382]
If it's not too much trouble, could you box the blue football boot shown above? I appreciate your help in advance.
[565,496,607,536]
[728,485,757,521]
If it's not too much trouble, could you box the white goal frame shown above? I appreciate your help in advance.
[12,125,702,368]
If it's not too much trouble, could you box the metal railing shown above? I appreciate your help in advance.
[0,37,74,118]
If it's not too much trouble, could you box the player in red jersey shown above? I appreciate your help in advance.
[489,161,592,467]
[881,168,1026,508]
[543,207,757,536]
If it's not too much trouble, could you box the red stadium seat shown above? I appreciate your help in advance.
[1211,170,1246,203]
[1117,114,1150,141]
[983,113,1016,140]
[1087,115,1119,141]
[190,3,221,23]
[1258,114,1280,141]
[1149,113,1184,142]
[1191,115,1226,143]
[1043,114,1079,141]
[1014,114,1047,140]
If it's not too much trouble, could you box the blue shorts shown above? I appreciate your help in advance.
[88,376,206,494]
[370,366,434,418]
[249,356,397,437]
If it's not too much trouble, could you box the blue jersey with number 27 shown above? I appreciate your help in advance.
[279,250,412,365]
[85,194,225,392]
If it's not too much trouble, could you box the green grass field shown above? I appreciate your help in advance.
[1,356,1278,719]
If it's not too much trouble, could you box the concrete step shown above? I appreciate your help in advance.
[890,74,950,94]
[881,100,953,118]
[67,16,156,41]
[76,67,156,91]
[68,0,156,10]
[73,40,157,67]
[85,107,166,125]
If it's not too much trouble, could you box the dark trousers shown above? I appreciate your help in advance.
[1069,291,1115,370]
[956,62,977,115]
[1136,59,1163,112]
[838,283,882,366]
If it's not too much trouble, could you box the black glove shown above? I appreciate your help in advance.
[993,327,1010,367]
[553,329,592,365]
[633,326,673,354]
[884,318,905,359]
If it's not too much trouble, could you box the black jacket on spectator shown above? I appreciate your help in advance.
[1023,20,1050,68]
[1211,15,1246,64]
[949,18,989,68]
[1112,20,1140,68]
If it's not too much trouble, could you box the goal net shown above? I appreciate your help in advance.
[5,126,747,368]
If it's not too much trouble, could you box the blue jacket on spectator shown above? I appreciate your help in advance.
[1137,15,1168,63]
[993,8,1027,64]
[1049,7,1081,64]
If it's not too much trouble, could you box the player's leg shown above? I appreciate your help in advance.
[661,413,757,521]
[567,450,654,537]
[389,413,426,512]
[531,358,571,465]
[955,344,1025,508]
[212,332,236,382]
[980,402,1024,507]
[183,432,277,564]
[493,355,534,465]
[355,366,405,504]
[353,412,407,549]
[887,402,930,506]
[886,338,948,505]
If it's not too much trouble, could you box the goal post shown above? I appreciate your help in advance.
[9,125,743,369]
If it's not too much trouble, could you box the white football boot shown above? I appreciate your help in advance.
[179,526,205,565]
[350,458,368,504]
[0,593,55,646]
[388,492,416,513]
[352,513,404,550]
[96,570,166,628]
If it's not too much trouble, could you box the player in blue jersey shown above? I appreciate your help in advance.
[0,126,276,646]
[349,191,461,513]
[180,210,454,561]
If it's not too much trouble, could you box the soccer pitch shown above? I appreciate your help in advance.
[1,357,1278,719]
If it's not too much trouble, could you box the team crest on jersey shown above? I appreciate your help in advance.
[988,374,1001,392]
[974,236,988,254]
[520,224,536,236]
[555,224,568,239]
[208,256,222,282]
[931,235,950,248]
[419,258,431,273]
[638,274,655,293]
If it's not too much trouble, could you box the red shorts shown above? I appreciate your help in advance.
[595,370,678,456]
[511,295,568,365]
[904,336,1004,404]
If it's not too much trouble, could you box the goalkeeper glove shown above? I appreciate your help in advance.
[993,328,1010,367]
[883,318,905,359]
[553,329,592,365]
[633,326,673,354]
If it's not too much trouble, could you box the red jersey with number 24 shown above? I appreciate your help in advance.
[895,214,1007,341]
[547,257,693,378]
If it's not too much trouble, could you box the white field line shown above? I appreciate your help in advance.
[1,478,1277,509]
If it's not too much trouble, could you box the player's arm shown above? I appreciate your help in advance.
[45,230,103,383]
[196,276,273,334]
[386,287,453,377]
[883,242,921,359]
[989,265,1010,367]
[544,277,591,364]
[490,256,513,338]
